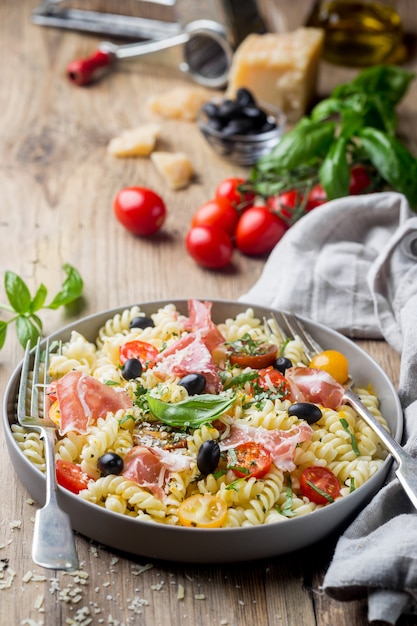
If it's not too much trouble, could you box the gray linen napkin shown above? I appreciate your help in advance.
[239,191,417,624]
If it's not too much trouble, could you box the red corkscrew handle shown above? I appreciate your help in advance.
[66,49,114,86]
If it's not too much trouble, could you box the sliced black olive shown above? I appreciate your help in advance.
[273,356,293,374]
[121,357,143,380]
[129,316,155,330]
[197,440,221,475]
[288,402,322,424]
[178,373,206,395]
[98,452,124,476]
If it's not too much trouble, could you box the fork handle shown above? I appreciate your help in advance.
[343,388,404,465]
[33,428,79,571]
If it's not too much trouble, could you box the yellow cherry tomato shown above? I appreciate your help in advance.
[48,400,61,426]
[178,494,227,528]
[309,350,349,384]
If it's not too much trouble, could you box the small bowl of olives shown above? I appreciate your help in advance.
[198,88,286,166]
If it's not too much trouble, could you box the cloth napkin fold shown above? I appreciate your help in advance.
[239,192,417,624]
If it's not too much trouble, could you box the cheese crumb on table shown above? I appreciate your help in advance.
[107,123,161,157]
[150,151,194,190]
[226,27,324,123]
[148,86,212,121]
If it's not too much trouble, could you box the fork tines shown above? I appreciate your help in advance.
[269,311,323,362]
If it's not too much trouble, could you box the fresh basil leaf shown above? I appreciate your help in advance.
[310,97,344,122]
[319,137,350,200]
[0,321,7,350]
[358,127,417,208]
[333,65,415,107]
[5,271,32,314]
[146,393,235,428]
[256,120,336,172]
[16,316,40,349]
[47,264,84,310]
[30,313,43,334]
[30,283,48,312]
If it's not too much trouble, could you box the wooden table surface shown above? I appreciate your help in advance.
[1,1,416,624]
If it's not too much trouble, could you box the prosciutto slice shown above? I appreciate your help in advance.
[183,299,226,353]
[285,367,345,410]
[154,334,222,393]
[219,422,313,471]
[56,370,133,435]
[122,445,193,498]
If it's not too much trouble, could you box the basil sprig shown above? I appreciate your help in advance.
[249,65,417,209]
[146,393,235,429]
[0,264,84,351]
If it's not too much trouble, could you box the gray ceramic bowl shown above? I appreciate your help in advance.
[198,100,286,166]
[3,300,402,563]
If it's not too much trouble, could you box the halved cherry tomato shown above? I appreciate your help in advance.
[113,186,166,236]
[230,343,277,369]
[186,225,234,269]
[56,460,90,494]
[309,350,349,385]
[227,442,272,479]
[119,340,158,368]
[191,198,239,237]
[235,206,287,256]
[49,399,61,426]
[215,177,255,210]
[256,366,291,398]
[178,494,227,528]
[300,466,341,505]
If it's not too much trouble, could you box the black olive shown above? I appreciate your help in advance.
[202,101,220,118]
[273,356,293,374]
[236,87,256,107]
[129,316,155,330]
[217,99,241,120]
[98,452,124,476]
[121,357,143,380]
[197,440,221,475]
[288,402,322,424]
[178,373,206,395]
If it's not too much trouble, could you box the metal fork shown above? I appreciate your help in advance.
[271,311,417,511]
[17,338,79,571]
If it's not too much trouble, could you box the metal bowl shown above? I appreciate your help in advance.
[197,99,286,166]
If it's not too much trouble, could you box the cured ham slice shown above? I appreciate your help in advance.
[56,370,133,435]
[155,334,222,393]
[183,299,226,353]
[122,445,193,498]
[285,367,345,410]
[219,422,313,471]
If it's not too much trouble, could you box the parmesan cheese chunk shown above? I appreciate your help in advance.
[226,28,324,123]
[148,86,212,121]
[107,123,161,157]
[151,151,194,190]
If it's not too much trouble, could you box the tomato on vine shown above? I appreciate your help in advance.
[235,206,287,256]
[215,177,255,210]
[191,198,239,237]
[186,225,234,269]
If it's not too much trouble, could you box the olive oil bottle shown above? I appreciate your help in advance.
[306,1,404,66]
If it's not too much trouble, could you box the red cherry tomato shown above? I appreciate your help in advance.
[235,206,287,256]
[56,460,90,494]
[256,366,291,398]
[349,165,372,195]
[306,184,327,210]
[268,190,301,221]
[113,187,166,236]
[191,198,239,237]
[300,466,341,505]
[227,442,272,479]
[215,177,255,210]
[186,225,233,269]
[119,340,158,368]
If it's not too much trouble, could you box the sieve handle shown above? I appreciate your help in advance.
[66,49,115,86]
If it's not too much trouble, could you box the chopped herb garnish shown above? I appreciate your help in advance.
[277,474,296,517]
[340,417,360,456]
[306,479,335,503]
[349,477,356,493]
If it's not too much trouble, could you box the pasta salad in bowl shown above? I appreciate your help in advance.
[3,299,402,562]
